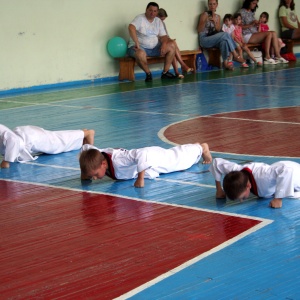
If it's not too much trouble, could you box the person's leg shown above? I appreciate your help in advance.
[162,39,176,73]
[200,32,236,69]
[218,33,245,67]
[270,31,282,58]
[83,129,95,145]
[174,42,193,72]
[200,143,212,164]
[237,46,243,59]
[172,57,184,78]
[292,28,300,39]
[267,32,288,63]
[128,47,151,74]
[248,32,272,59]
[243,45,256,63]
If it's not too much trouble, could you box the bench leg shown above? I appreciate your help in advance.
[118,60,135,81]
[207,48,222,68]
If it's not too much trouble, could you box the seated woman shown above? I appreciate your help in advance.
[240,0,288,64]
[279,0,300,40]
[158,8,193,78]
[197,0,246,70]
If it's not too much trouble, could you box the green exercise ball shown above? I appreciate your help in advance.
[107,37,127,58]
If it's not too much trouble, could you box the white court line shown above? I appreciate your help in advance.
[0,98,191,117]
[207,115,300,125]
[0,178,272,221]
[115,220,272,300]
[22,161,79,170]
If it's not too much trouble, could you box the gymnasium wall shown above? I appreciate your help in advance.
[1,0,299,92]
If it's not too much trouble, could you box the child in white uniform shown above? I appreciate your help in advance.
[0,124,95,168]
[209,158,300,208]
[79,143,212,188]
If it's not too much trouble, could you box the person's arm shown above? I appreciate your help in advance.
[134,170,145,188]
[280,16,298,30]
[213,14,221,31]
[241,20,259,30]
[128,24,140,49]
[197,12,208,33]
[268,164,295,208]
[269,198,282,208]
[258,23,262,32]
[215,180,226,199]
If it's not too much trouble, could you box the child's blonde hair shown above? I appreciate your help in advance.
[79,149,105,177]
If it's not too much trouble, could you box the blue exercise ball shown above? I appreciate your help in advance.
[107,37,127,58]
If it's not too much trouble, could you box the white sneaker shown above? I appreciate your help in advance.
[264,58,278,65]
[275,57,289,64]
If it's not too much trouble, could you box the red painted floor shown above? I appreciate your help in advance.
[164,107,300,157]
[0,180,261,299]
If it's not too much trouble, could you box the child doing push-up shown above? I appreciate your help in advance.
[79,143,212,188]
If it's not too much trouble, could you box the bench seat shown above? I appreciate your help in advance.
[115,50,201,81]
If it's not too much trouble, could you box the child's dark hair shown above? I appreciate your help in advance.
[279,0,294,10]
[260,11,269,21]
[233,12,241,20]
[79,149,105,178]
[223,171,249,200]
[242,0,259,12]
[223,14,233,22]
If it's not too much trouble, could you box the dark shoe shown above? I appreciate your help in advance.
[161,71,176,79]
[145,72,152,82]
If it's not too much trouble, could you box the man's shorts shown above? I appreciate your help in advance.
[127,43,162,58]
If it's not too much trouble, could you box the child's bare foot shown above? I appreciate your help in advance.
[200,143,212,164]
[83,129,95,145]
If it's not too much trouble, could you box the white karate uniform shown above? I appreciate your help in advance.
[0,124,84,163]
[82,143,203,180]
[209,158,300,199]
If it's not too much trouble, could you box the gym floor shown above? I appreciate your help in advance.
[1,61,300,299]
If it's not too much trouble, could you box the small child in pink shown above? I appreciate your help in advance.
[233,13,262,66]
[222,14,236,65]
[259,11,285,56]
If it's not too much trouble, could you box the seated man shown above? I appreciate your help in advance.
[127,2,176,82]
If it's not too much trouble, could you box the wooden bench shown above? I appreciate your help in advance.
[115,50,200,81]
[204,43,262,68]
[282,39,300,54]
